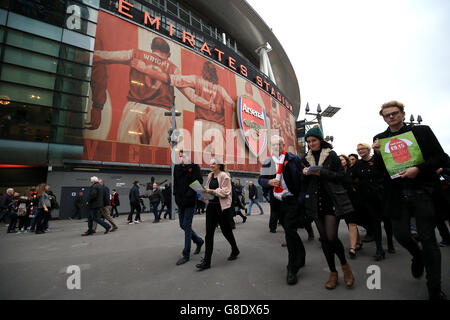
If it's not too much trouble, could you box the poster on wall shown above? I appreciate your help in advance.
[83,11,296,171]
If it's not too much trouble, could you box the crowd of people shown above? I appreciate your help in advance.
[0,184,58,234]
[257,100,449,300]
[1,100,449,300]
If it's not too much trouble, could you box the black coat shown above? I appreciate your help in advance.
[248,185,258,200]
[88,182,104,209]
[302,149,354,219]
[129,185,140,205]
[112,192,120,206]
[102,185,110,207]
[149,188,162,204]
[373,124,447,217]
[174,163,203,208]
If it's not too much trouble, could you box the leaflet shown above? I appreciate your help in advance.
[189,180,214,200]
[307,166,322,175]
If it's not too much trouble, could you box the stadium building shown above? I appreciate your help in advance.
[0,0,300,217]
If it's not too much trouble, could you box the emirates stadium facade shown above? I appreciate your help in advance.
[0,0,300,217]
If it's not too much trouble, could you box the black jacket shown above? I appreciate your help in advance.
[112,192,120,206]
[88,182,104,209]
[162,187,171,204]
[174,163,203,208]
[102,185,110,207]
[248,185,258,200]
[373,124,447,216]
[302,149,353,219]
[129,185,140,205]
[149,188,162,204]
[0,193,13,213]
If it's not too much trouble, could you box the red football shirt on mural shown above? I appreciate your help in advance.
[127,50,177,108]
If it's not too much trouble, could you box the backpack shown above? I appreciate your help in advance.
[17,202,27,216]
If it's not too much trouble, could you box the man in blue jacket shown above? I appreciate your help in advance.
[128,181,141,224]
[259,135,306,285]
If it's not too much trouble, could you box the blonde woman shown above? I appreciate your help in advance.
[196,159,240,270]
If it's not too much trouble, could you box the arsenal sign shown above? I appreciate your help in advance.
[237,96,268,157]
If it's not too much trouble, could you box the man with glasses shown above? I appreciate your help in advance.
[372,100,447,300]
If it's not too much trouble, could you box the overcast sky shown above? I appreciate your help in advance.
[247,0,450,156]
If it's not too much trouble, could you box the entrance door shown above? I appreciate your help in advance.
[59,187,89,219]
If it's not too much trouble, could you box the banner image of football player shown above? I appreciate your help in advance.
[130,59,235,161]
[94,36,214,147]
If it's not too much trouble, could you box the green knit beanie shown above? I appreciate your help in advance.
[305,126,324,140]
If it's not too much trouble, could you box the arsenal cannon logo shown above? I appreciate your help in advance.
[237,96,268,157]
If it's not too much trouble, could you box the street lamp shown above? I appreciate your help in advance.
[408,114,423,126]
[304,103,340,133]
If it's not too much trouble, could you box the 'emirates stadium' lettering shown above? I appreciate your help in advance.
[242,103,264,120]
[116,0,293,113]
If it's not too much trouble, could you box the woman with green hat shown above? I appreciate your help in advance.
[302,126,355,290]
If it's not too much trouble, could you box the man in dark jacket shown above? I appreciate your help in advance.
[247,181,263,215]
[83,176,110,236]
[259,135,306,285]
[0,188,14,226]
[92,179,117,232]
[160,184,172,219]
[111,189,120,218]
[173,150,204,265]
[149,183,162,223]
[71,192,84,219]
[128,181,141,224]
[372,100,447,300]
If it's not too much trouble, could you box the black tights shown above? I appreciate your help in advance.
[370,216,395,253]
[315,215,347,272]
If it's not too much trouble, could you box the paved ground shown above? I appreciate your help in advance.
[0,202,449,300]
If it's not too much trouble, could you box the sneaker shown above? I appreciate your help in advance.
[138,220,143,223]
[128,221,135,225]
[134,220,141,224]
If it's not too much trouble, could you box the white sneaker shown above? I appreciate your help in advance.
[128,221,135,225]
[134,220,141,224]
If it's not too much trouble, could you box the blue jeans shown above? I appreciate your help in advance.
[178,206,203,258]
[248,199,263,214]
[151,202,160,221]
[88,208,110,232]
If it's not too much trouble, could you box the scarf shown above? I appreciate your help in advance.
[273,150,289,200]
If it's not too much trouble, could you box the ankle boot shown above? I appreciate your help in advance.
[341,263,355,288]
[325,272,338,290]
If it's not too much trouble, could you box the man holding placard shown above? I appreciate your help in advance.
[372,101,447,300]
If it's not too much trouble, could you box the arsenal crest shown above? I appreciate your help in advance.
[237,96,268,157]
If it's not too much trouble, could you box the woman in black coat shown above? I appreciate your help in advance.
[302,127,355,290]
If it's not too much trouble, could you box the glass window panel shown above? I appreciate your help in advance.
[51,109,85,128]
[191,17,200,30]
[55,77,90,96]
[7,12,62,41]
[62,29,94,51]
[0,8,6,25]
[166,0,177,15]
[49,126,84,145]
[57,60,91,80]
[1,64,56,90]
[6,29,60,57]
[79,0,100,9]
[53,92,89,112]
[3,46,58,73]
[179,8,189,23]
[0,102,52,143]
[0,82,53,107]
[60,44,93,65]
[0,26,4,43]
